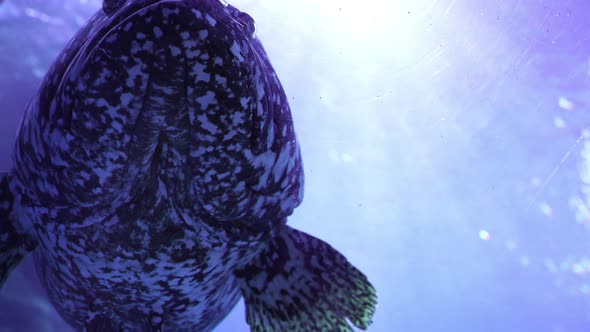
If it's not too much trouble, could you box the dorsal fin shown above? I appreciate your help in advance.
[102,0,126,16]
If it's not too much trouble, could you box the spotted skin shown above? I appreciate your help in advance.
[2,0,376,331]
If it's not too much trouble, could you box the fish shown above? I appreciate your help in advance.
[0,0,377,330]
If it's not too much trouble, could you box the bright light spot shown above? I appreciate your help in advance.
[580,284,590,294]
[478,230,491,241]
[539,202,553,217]
[553,116,566,129]
[558,97,574,110]
[520,256,530,266]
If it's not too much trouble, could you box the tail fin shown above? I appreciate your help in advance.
[0,172,36,289]
[235,226,377,332]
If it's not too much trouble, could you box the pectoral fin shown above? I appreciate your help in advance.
[0,172,36,289]
[235,226,377,332]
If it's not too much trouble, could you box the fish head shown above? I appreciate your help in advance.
[14,0,303,237]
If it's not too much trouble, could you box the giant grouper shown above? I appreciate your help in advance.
[0,0,377,330]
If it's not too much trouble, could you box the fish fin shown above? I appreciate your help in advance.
[235,226,377,332]
[0,171,36,289]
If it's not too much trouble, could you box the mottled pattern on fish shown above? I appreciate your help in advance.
[14,0,302,238]
[2,0,376,331]
[12,0,302,329]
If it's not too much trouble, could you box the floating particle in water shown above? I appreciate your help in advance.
[568,258,590,276]
[572,262,587,275]
[340,152,354,163]
[561,260,571,271]
[558,97,574,110]
[23,7,64,25]
[505,240,518,251]
[328,150,340,164]
[328,150,355,164]
[539,202,553,217]
[553,116,566,129]
[569,196,590,225]
[571,137,590,226]
[478,230,491,241]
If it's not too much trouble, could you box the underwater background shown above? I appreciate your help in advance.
[2,0,590,331]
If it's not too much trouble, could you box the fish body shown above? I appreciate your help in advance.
[0,1,376,331]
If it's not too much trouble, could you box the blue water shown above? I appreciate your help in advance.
[2,0,590,331]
